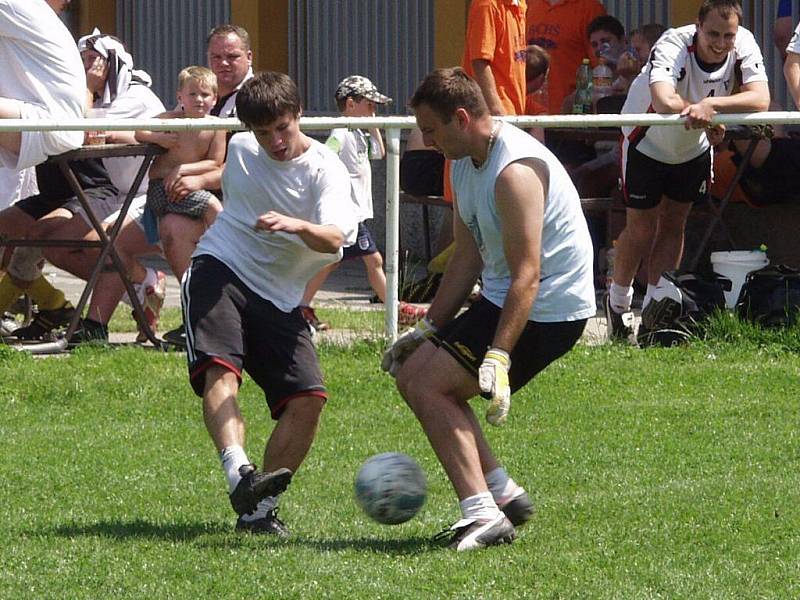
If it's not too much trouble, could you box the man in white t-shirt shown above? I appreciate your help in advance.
[0,0,85,170]
[607,0,769,344]
[182,71,357,536]
[383,67,595,551]
[2,31,167,343]
[783,20,800,108]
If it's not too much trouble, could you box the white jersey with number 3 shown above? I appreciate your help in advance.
[622,24,767,164]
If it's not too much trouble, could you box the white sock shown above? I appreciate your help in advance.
[459,491,500,522]
[238,496,278,523]
[609,282,634,313]
[642,284,657,310]
[220,445,250,494]
[484,467,524,504]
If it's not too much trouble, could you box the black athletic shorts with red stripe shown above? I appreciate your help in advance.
[622,145,711,209]
[182,254,327,419]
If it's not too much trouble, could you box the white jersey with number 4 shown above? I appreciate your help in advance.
[622,24,767,164]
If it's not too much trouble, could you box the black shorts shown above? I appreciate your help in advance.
[622,145,711,209]
[183,254,327,419]
[342,222,378,260]
[430,297,586,394]
[15,158,117,220]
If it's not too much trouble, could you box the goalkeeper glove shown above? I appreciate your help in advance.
[380,316,436,377]
[479,348,511,426]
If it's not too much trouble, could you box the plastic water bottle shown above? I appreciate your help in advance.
[592,57,613,104]
[573,59,593,114]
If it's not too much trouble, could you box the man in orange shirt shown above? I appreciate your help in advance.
[526,0,606,114]
[462,0,528,116]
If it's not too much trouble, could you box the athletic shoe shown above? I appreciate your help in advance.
[0,313,20,337]
[300,306,329,331]
[434,513,516,552]
[235,508,291,537]
[604,293,633,342]
[162,324,186,348]
[13,303,76,341]
[229,464,293,516]
[135,271,167,342]
[498,489,534,527]
[68,319,109,346]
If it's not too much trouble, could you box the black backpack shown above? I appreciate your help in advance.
[639,270,729,346]
[736,265,800,327]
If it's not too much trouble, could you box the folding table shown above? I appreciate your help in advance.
[0,143,165,352]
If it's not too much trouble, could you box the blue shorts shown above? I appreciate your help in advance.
[342,221,378,260]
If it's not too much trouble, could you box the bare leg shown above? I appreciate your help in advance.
[84,218,159,324]
[159,213,206,281]
[612,205,659,288]
[202,365,245,452]
[262,395,325,473]
[0,206,36,251]
[397,341,489,500]
[647,197,693,285]
[362,252,386,303]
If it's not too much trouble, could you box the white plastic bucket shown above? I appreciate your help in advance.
[710,250,769,308]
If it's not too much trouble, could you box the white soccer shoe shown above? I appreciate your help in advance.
[436,513,516,551]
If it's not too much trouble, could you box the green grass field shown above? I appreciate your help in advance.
[1,321,799,598]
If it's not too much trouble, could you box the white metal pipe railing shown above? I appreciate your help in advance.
[6,111,800,341]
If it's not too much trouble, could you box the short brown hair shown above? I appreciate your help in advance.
[178,66,218,95]
[236,71,302,128]
[409,67,487,123]
[698,0,743,24]
[207,24,251,51]
[525,45,550,81]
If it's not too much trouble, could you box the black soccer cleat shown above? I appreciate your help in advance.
[13,303,76,341]
[229,464,293,516]
[235,508,291,537]
[604,293,634,342]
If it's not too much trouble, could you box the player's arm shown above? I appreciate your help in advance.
[424,199,484,328]
[650,81,690,114]
[680,80,770,129]
[135,111,179,148]
[490,159,544,353]
[472,59,506,116]
[254,212,344,254]
[785,51,800,109]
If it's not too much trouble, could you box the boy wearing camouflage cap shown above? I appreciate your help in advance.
[299,75,392,332]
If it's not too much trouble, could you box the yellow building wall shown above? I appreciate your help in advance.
[435,0,470,68]
[78,0,116,36]
[231,0,289,73]
[672,0,701,26]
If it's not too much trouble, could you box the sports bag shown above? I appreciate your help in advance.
[736,264,800,327]
[638,270,729,346]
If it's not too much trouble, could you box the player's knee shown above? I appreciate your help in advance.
[281,394,326,422]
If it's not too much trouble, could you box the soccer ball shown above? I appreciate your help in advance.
[354,452,427,525]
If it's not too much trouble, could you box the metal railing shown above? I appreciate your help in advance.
[5,111,800,340]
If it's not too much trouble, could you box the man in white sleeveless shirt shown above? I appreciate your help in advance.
[607,0,769,343]
[382,67,595,551]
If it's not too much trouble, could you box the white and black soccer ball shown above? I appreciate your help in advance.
[354,452,427,525]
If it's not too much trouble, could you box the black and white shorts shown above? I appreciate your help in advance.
[182,254,327,419]
[430,297,587,394]
[622,145,711,209]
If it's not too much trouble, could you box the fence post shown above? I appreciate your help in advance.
[384,127,401,342]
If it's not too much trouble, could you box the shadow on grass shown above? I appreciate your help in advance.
[54,520,437,554]
[54,518,229,541]
[199,535,437,555]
